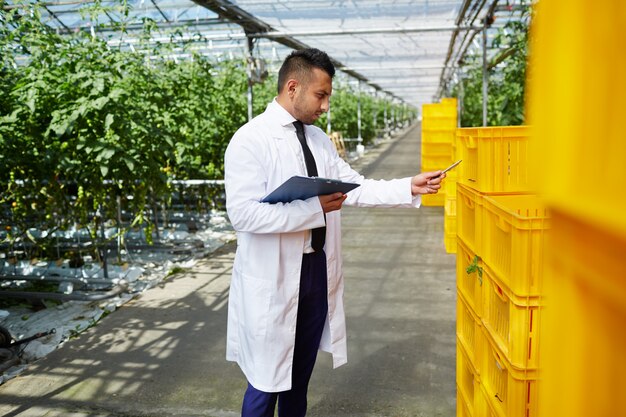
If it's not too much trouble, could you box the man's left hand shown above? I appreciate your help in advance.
[411,171,445,196]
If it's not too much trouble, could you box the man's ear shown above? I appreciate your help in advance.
[286,79,298,97]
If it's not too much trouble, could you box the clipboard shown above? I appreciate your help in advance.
[261,176,360,204]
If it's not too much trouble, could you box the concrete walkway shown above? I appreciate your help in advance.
[0,124,457,417]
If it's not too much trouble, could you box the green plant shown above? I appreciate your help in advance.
[0,1,417,262]
[451,4,530,127]
[165,265,187,279]
[314,84,414,145]
[0,2,246,253]
[466,255,483,285]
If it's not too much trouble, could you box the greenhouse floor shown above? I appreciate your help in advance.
[0,123,457,417]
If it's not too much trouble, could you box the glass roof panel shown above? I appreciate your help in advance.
[4,0,529,108]
[229,0,464,105]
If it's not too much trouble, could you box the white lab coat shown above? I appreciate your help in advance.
[224,100,421,392]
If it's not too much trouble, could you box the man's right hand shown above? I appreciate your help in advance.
[319,193,347,213]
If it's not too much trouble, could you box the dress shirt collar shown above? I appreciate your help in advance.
[267,99,299,128]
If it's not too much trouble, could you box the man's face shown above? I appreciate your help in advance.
[292,68,332,125]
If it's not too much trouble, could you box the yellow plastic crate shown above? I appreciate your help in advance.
[457,389,473,417]
[455,127,479,188]
[422,156,454,174]
[539,210,626,417]
[457,336,480,417]
[458,329,499,417]
[421,142,454,178]
[527,0,626,239]
[441,97,458,108]
[444,210,456,234]
[423,102,456,118]
[457,183,484,254]
[444,191,457,253]
[422,101,456,131]
[444,216,456,253]
[422,128,455,143]
[478,326,539,417]
[457,126,532,193]
[527,2,626,416]
[445,232,456,254]
[443,171,457,200]
[422,117,456,131]
[482,265,542,370]
[457,290,482,370]
[421,191,445,206]
[456,237,484,318]
[482,194,549,296]
[475,383,499,417]
[422,141,453,157]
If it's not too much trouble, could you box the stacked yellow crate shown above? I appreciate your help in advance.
[421,99,457,208]
[443,121,463,254]
[455,126,548,417]
[527,2,626,416]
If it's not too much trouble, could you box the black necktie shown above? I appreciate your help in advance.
[293,120,326,251]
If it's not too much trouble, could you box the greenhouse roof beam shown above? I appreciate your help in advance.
[438,0,482,95]
[42,5,71,32]
[438,0,497,97]
[70,17,225,35]
[191,0,403,103]
[439,0,475,82]
[339,65,445,71]
[192,0,274,39]
[150,0,171,23]
[247,26,480,38]
[2,0,91,10]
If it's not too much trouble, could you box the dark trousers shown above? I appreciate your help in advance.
[241,250,328,417]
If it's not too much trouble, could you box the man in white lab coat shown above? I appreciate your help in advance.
[224,48,444,417]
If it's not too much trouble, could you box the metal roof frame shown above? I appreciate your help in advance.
[3,0,530,108]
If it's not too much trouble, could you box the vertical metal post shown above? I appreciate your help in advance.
[458,70,464,128]
[357,80,362,144]
[326,98,332,135]
[246,37,254,122]
[383,98,389,137]
[482,20,488,127]
[152,193,160,242]
[373,90,378,138]
[356,80,364,155]
[98,205,108,279]
[117,194,122,264]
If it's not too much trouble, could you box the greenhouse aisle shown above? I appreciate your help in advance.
[307,124,457,417]
[0,124,457,417]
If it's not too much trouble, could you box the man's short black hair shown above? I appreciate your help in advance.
[277,48,336,94]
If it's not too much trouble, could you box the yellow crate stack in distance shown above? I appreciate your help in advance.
[443,172,458,253]
[444,123,464,254]
[421,98,457,207]
[527,1,626,416]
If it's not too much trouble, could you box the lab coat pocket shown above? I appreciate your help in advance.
[238,272,272,338]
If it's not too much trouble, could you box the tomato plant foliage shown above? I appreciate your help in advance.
[0,1,413,249]
[450,6,530,127]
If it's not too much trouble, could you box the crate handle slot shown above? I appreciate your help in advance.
[494,282,509,302]
[493,348,506,372]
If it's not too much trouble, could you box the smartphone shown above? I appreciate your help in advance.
[433,159,462,178]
